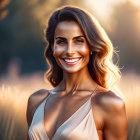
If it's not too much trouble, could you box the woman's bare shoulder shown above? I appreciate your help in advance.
[26,89,50,126]
[93,88,127,124]
[93,88,127,139]
[28,89,50,105]
[93,88,127,136]
[93,88,125,113]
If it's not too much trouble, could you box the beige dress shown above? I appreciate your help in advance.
[28,90,99,140]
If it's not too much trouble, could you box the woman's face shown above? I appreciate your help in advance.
[52,21,90,73]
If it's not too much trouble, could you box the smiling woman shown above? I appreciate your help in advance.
[53,21,90,73]
[26,5,127,140]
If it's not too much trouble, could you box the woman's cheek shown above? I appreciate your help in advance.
[77,45,90,55]
[53,45,65,57]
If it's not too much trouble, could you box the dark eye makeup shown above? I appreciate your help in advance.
[55,35,85,45]
[56,40,66,44]
[75,39,84,43]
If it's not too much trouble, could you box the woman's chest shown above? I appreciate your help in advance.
[44,95,104,140]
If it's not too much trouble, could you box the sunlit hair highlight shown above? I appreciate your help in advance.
[44,5,121,91]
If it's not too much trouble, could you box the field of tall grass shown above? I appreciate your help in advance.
[0,71,140,140]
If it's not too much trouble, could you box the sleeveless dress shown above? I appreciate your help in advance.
[28,88,99,140]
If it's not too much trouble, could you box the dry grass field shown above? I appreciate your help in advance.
[0,71,140,140]
[119,72,140,140]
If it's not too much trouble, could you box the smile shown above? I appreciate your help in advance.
[62,57,81,65]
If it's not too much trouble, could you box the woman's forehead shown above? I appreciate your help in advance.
[54,21,84,38]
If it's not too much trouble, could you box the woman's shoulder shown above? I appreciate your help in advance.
[98,88,124,106]
[26,89,50,126]
[28,89,50,104]
[93,87,126,119]
[93,88,127,138]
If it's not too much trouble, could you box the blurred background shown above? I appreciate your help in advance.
[0,0,140,139]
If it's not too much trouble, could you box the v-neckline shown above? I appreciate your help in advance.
[43,92,93,140]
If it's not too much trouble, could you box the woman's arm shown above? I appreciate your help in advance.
[103,94,128,140]
[26,93,35,140]
[26,89,50,140]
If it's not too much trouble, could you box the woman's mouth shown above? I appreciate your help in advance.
[62,57,81,65]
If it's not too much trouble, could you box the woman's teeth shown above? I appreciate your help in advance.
[64,58,80,62]
[63,58,81,63]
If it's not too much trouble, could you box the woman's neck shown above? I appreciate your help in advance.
[58,66,97,94]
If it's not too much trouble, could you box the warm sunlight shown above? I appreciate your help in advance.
[131,0,140,6]
[85,0,140,20]
[1,0,140,139]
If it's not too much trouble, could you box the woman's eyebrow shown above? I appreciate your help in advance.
[55,35,85,40]
[73,35,85,39]
[55,36,66,40]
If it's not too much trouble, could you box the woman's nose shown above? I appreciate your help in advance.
[66,41,75,56]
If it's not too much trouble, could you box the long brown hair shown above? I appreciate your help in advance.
[44,5,121,90]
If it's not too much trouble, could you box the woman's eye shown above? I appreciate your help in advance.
[56,40,66,45]
[76,39,84,43]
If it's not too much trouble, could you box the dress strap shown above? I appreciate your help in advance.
[90,85,98,98]
[43,91,52,104]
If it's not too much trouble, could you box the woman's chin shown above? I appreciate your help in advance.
[62,68,81,74]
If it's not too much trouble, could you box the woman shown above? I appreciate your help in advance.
[27,6,127,140]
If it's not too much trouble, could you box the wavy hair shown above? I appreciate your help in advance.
[44,5,121,91]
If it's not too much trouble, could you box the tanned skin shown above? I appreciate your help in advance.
[26,21,127,140]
